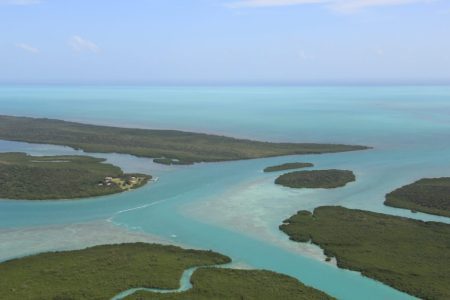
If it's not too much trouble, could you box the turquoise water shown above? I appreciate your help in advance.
[111,266,200,299]
[1,86,450,299]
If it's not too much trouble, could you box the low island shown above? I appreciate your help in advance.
[280,206,450,300]
[0,152,150,200]
[263,162,314,172]
[0,115,369,165]
[384,177,450,217]
[128,268,333,300]
[0,243,334,300]
[275,169,355,189]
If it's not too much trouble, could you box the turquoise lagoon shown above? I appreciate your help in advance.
[1,86,450,299]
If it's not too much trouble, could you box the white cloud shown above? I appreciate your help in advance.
[69,35,100,53]
[226,0,433,12]
[331,0,433,13]
[16,43,39,53]
[0,0,41,5]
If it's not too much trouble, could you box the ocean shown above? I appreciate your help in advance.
[1,85,449,299]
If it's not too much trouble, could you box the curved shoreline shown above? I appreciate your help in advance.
[384,177,450,217]
[0,139,426,300]
[0,152,152,201]
[280,206,450,300]
[0,115,370,165]
[111,266,200,300]
[275,169,356,189]
[263,162,314,172]
[1,243,335,300]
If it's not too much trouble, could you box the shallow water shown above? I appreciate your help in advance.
[111,266,198,300]
[1,86,449,299]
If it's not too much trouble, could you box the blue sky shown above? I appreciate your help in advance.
[1,0,450,84]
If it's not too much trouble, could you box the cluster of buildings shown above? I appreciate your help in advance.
[98,176,113,187]
[97,176,138,187]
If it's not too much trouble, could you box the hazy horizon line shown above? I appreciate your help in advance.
[1,80,450,87]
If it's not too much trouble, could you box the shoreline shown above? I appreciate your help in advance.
[0,220,178,263]
[182,177,337,265]
[0,115,371,166]
[0,152,152,201]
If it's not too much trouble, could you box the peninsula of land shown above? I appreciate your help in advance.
[0,115,369,165]
[0,152,150,200]
[275,169,355,189]
[280,206,450,300]
[0,243,334,300]
[385,177,450,217]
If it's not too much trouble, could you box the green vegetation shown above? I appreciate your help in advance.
[0,115,369,165]
[263,162,314,172]
[275,169,355,188]
[0,243,230,300]
[385,177,450,217]
[129,268,333,300]
[0,243,333,300]
[280,206,450,300]
[0,152,150,200]
[153,158,193,165]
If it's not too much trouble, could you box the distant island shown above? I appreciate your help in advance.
[275,169,355,189]
[0,152,150,200]
[0,115,369,165]
[385,177,450,217]
[263,162,314,173]
[280,206,450,300]
[0,243,334,300]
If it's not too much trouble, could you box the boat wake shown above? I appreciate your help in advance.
[106,199,167,223]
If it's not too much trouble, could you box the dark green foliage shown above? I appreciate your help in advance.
[0,243,231,300]
[275,169,355,188]
[153,158,193,165]
[280,206,450,300]
[128,268,334,300]
[263,162,314,172]
[385,177,450,217]
[0,152,150,200]
[0,115,369,165]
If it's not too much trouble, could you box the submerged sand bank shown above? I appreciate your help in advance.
[0,220,175,262]
[182,177,337,265]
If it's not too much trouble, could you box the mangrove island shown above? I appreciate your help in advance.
[280,206,450,300]
[0,152,150,200]
[385,177,450,217]
[0,115,369,165]
[0,243,334,300]
[263,162,314,173]
[275,169,355,189]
